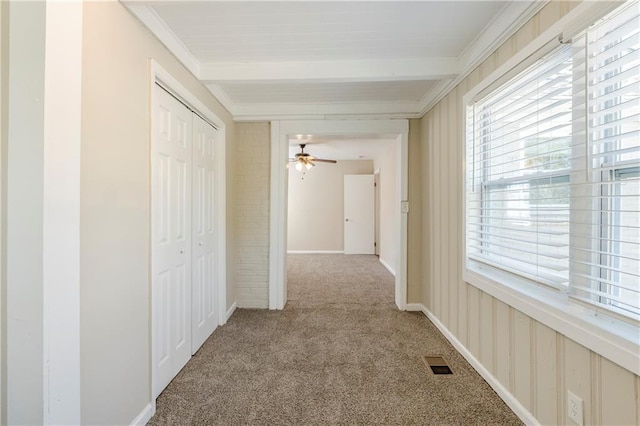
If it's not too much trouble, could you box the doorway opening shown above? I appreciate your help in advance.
[285,135,400,305]
[269,120,409,310]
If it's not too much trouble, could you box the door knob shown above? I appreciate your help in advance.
[345,218,349,222]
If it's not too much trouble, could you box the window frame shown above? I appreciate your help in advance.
[605,165,640,316]
[475,170,572,288]
[586,7,639,317]
[461,0,639,377]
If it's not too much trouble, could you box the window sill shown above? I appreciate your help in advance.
[464,261,640,376]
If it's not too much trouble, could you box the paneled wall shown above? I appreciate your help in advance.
[419,1,640,424]
[235,122,270,308]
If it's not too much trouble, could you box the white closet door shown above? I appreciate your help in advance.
[191,114,218,353]
[152,86,193,397]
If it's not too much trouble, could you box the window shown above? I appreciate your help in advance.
[466,0,639,321]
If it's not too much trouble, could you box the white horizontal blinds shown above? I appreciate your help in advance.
[467,45,574,288]
[570,0,640,318]
[466,0,640,320]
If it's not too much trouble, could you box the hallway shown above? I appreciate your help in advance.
[149,255,520,424]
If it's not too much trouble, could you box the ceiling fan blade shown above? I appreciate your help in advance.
[292,145,336,166]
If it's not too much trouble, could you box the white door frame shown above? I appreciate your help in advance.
[269,119,409,310]
[149,60,227,399]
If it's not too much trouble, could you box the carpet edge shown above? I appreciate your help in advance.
[415,304,539,426]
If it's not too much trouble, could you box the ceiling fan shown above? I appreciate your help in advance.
[289,144,337,171]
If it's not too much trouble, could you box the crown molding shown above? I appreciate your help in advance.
[416,78,454,113]
[123,3,201,77]
[204,84,238,117]
[418,0,548,115]
[457,0,548,79]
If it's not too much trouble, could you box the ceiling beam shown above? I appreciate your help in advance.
[229,99,422,121]
[199,58,459,84]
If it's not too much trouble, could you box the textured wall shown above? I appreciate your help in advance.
[80,2,236,424]
[420,1,639,424]
[235,122,270,308]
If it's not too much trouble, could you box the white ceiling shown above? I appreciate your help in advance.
[146,2,502,62]
[123,0,543,120]
[289,137,396,161]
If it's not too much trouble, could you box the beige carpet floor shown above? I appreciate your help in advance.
[149,254,522,425]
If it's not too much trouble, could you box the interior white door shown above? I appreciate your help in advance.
[152,86,193,397]
[344,174,375,254]
[191,114,218,353]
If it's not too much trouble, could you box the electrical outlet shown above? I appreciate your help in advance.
[567,390,584,426]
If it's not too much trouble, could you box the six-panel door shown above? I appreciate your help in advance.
[191,114,218,353]
[153,87,193,397]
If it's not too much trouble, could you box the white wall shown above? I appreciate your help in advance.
[419,1,640,424]
[80,2,236,424]
[236,122,270,308]
[288,160,373,252]
[374,140,399,275]
[0,2,236,422]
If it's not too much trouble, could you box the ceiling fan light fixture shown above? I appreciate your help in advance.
[290,143,336,172]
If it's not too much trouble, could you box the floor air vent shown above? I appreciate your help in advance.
[422,355,453,375]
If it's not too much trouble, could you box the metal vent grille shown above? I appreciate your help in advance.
[422,355,453,375]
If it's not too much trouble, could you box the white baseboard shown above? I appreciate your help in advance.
[287,250,344,254]
[130,401,155,426]
[404,303,424,312]
[413,304,538,426]
[226,302,237,322]
[379,257,396,276]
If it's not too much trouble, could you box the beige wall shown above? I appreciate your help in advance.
[4,2,46,424]
[407,119,422,303]
[80,2,236,424]
[288,160,373,251]
[373,141,398,272]
[235,122,270,308]
[0,2,6,423]
[419,1,640,424]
